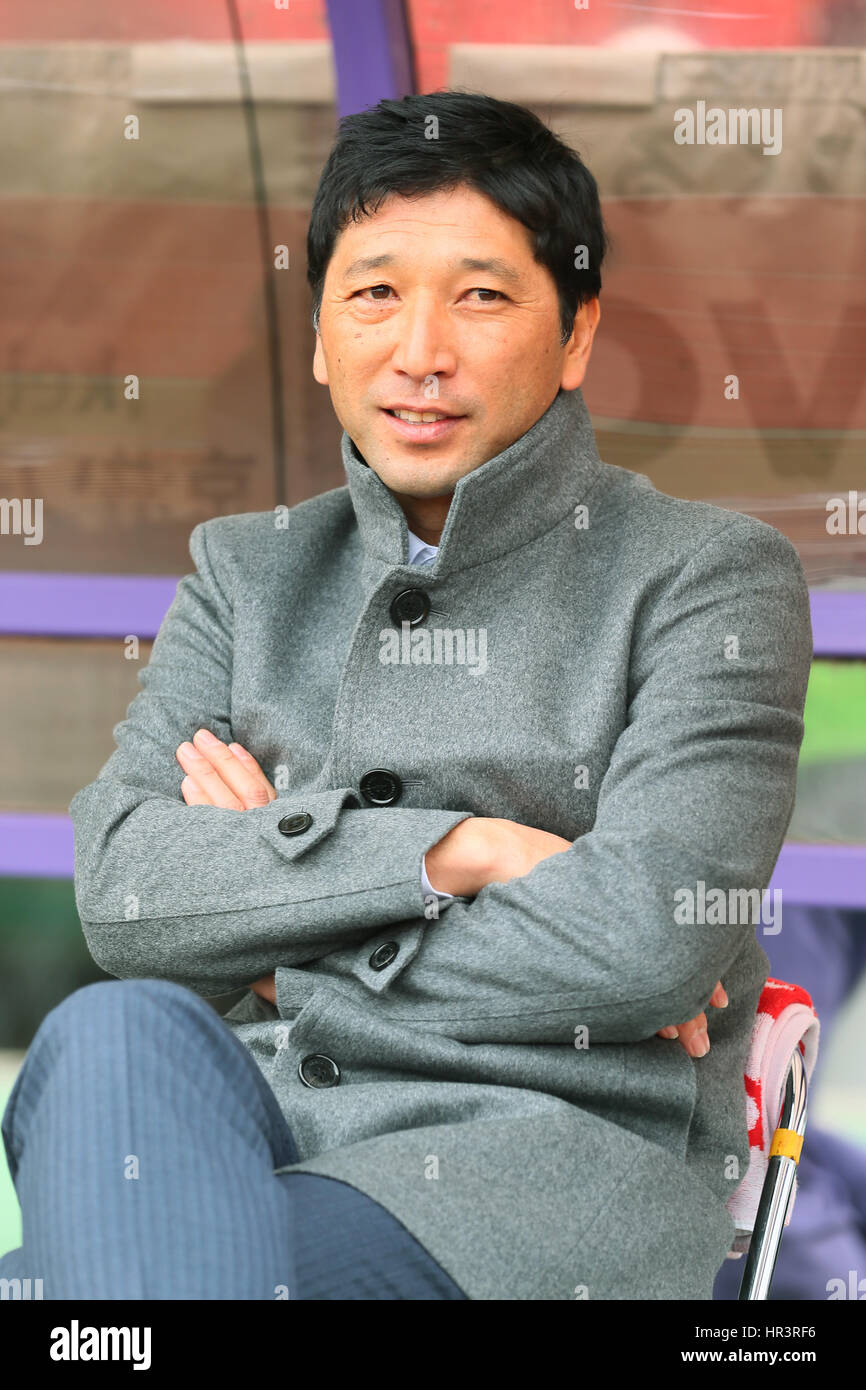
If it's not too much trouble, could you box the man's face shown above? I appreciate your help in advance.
[312,184,600,503]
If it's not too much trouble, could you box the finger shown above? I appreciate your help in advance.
[227,743,277,801]
[176,741,245,810]
[709,980,729,1009]
[657,1026,679,1039]
[250,975,276,1004]
[180,774,210,806]
[676,1013,711,1058]
[190,729,272,809]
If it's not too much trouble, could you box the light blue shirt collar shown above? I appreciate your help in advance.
[407,528,439,567]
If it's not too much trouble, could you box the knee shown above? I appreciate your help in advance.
[37,978,211,1043]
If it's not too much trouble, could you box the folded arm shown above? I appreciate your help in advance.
[317,520,812,1046]
[69,521,472,997]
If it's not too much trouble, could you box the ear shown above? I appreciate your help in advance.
[313,331,329,386]
[560,298,601,392]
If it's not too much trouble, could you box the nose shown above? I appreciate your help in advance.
[389,292,457,382]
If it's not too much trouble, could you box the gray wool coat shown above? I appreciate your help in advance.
[69,385,813,1300]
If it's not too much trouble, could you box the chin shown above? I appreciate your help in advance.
[382,471,455,498]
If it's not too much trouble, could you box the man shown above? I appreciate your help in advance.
[0,92,811,1300]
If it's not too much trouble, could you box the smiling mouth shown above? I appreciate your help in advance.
[384,408,463,423]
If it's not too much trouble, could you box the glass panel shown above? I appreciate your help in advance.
[0,638,152,813]
[438,4,866,585]
[0,2,341,574]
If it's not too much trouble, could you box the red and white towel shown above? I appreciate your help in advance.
[725,977,820,1257]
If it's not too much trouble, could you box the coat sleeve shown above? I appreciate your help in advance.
[69,521,472,997]
[331,518,813,1045]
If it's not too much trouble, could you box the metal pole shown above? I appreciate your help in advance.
[739,1047,808,1300]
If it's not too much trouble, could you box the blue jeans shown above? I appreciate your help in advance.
[0,979,467,1300]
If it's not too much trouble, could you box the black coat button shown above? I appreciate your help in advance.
[359,769,402,805]
[369,941,400,972]
[390,589,430,626]
[278,813,313,836]
[298,1054,341,1088]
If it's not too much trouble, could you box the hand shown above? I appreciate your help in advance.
[176,729,277,810]
[427,817,729,1059]
[656,980,728,1058]
[425,816,572,898]
[176,730,277,1002]
[250,974,277,1005]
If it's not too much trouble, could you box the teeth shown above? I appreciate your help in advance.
[392,409,449,423]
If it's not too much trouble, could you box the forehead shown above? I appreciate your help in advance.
[331,185,535,267]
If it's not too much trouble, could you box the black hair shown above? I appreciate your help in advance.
[306,90,610,347]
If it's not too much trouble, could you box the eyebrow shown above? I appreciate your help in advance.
[340,254,525,287]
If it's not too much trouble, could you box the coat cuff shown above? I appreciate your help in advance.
[256,788,361,862]
[348,920,428,995]
[421,853,455,902]
[258,792,473,929]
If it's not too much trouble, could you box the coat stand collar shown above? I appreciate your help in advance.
[340,386,604,577]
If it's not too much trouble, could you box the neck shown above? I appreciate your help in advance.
[392,491,452,546]
[341,388,603,578]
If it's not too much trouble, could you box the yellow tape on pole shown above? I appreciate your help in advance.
[769,1128,804,1164]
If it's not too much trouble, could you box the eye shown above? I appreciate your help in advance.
[466,288,505,302]
[358,284,393,301]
